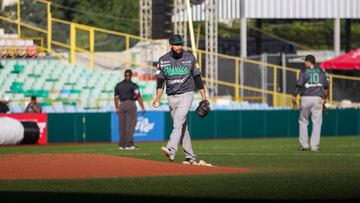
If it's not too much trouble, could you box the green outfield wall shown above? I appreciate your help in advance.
[165,109,360,139]
[43,109,359,143]
[47,113,111,143]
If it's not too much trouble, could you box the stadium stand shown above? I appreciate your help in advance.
[0,29,40,58]
[0,59,159,113]
[0,58,280,112]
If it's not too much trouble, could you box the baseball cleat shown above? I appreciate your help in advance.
[298,147,309,151]
[183,159,213,167]
[126,146,139,150]
[198,160,213,167]
[182,158,196,165]
[161,147,174,161]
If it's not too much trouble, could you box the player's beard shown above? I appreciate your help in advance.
[170,47,183,59]
[125,75,131,82]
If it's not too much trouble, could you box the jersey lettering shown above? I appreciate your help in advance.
[163,66,189,76]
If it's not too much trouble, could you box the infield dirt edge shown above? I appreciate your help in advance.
[0,153,252,180]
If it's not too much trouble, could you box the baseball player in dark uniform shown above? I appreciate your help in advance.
[152,34,208,164]
[114,69,145,150]
[292,55,329,152]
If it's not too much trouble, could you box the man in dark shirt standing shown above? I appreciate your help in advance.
[292,55,329,152]
[152,34,208,164]
[114,69,145,150]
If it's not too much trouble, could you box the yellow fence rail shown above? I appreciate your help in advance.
[10,98,81,111]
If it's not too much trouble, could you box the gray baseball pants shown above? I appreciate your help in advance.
[166,91,196,160]
[299,96,323,151]
[118,100,137,147]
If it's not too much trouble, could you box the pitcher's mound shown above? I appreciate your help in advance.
[0,153,251,180]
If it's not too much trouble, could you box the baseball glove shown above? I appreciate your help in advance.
[321,99,327,113]
[195,100,210,118]
[322,103,327,112]
[291,96,297,108]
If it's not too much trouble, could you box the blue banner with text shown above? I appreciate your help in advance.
[111,111,165,142]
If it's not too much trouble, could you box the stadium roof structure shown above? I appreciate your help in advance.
[173,0,360,58]
[320,48,360,70]
[174,0,360,21]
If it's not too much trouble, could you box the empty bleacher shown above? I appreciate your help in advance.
[1,58,284,112]
[0,29,41,58]
[0,59,159,113]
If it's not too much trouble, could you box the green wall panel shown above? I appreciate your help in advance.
[215,111,241,139]
[48,113,111,143]
[321,110,338,136]
[46,109,359,142]
[189,111,217,139]
[336,109,359,136]
[265,110,291,137]
[288,110,300,137]
[141,109,359,142]
[82,113,111,142]
[240,110,266,138]
[47,113,83,143]
[164,112,172,140]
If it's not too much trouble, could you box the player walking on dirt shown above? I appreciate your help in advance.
[152,34,208,164]
[292,55,329,152]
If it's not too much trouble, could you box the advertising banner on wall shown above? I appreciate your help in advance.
[111,111,165,142]
[0,113,48,144]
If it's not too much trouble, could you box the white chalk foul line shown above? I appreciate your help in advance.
[197,152,360,157]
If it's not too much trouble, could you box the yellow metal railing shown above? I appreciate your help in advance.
[0,0,359,108]
[0,37,45,58]
[11,98,81,109]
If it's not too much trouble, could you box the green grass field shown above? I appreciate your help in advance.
[1,136,360,202]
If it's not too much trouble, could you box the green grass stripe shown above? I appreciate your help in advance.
[0,136,359,200]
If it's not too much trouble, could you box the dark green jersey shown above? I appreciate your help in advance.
[155,51,201,95]
[296,67,329,97]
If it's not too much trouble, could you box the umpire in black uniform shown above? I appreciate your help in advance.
[114,69,145,150]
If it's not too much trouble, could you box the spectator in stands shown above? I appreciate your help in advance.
[114,69,145,150]
[0,96,10,113]
[24,96,42,113]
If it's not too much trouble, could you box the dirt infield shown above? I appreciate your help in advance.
[0,153,251,180]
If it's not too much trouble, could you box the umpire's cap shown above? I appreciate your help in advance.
[303,55,316,64]
[169,34,184,45]
[124,69,132,77]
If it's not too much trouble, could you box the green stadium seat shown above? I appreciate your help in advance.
[41,101,52,107]
[46,78,59,82]
[37,90,49,98]
[71,89,81,94]
[10,82,23,93]
[11,64,25,73]
[142,94,153,99]
[27,73,41,78]
[64,82,76,86]
[23,89,34,97]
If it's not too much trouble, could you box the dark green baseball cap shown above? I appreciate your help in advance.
[169,34,184,45]
[303,55,316,64]
[124,69,132,77]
